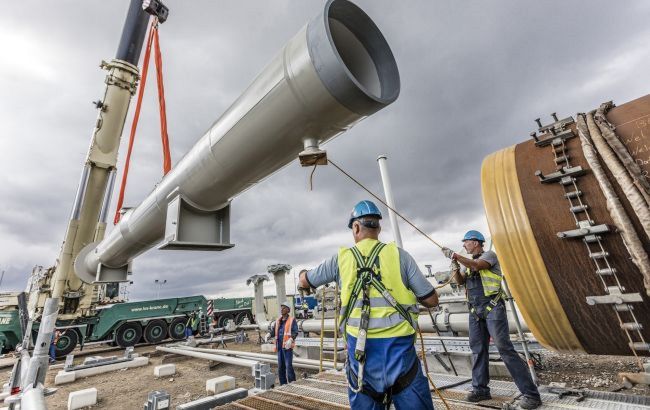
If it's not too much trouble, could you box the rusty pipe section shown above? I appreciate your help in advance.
[75,0,400,282]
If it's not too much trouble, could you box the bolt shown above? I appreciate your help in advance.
[530,131,539,142]
[551,112,559,121]
[535,118,543,128]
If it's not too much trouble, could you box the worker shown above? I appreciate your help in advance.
[441,230,541,409]
[49,328,62,364]
[185,311,199,342]
[299,200,438,409]
[268,301,299,385]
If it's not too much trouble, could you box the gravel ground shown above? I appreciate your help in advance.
[42,339,320,409]
[521,349,649,395]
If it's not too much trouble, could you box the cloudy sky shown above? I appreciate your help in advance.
[1,1,649,302]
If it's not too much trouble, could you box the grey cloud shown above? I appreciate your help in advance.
[1,1,649,300]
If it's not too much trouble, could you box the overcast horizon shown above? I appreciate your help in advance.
[1,1,649,302]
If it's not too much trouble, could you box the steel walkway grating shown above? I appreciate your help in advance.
[214,371,650,409]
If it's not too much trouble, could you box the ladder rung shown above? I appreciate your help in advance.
[583,234,601,243]
[554,155,570,164]
[630,342,650,351]
[589,251,609,259]
[596,268,616,276]
[621,322,643,331]
[564,190,582,199]
[560,176,576,186]
[614,304,633,312]
[570,205,589,213]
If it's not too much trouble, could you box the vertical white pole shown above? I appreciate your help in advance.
[377,155,403,248]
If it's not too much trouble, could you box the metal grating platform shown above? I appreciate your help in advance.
[214,370,650,409]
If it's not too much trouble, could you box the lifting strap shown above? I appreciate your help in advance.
[113,18,172,225]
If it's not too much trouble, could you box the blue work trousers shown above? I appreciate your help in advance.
[468,302,540,400]
[277,348,296,385]
[347,361,434,410]
[346,334,434,410]
[49,343,56,363]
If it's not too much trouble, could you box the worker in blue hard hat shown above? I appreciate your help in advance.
[298,200,438,409]
[441,231,541,409]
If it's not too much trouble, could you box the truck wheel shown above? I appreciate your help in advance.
[168,317,186,340]
[116,322,142,347]
[144,320,168,344]
[55,330,78,358]
[234,312,248,325]
[217,314,234,328]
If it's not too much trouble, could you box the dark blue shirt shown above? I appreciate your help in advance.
[270,316,299,349]
[465,251,502,314]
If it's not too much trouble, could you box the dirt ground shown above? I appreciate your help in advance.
[533,350,649,395]
[32,338,649,409]
[42,338,318,409]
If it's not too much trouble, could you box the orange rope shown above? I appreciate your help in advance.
[153,25,172,175]
[113,19,172,224]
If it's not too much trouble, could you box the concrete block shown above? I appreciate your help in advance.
[154,364,177,377]
[206,375,235,394]
[176,388,247,410]
[260,343,275,353]
[55,371,76,385]
[67,388,98,410]
[488,361,510,378]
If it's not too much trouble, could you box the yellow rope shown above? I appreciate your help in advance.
[319,289,326,372]
[333,281,339,370]
[418,326,450,410]
[316,157,453,407]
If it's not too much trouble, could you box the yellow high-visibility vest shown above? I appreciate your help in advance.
[339,239,418,338]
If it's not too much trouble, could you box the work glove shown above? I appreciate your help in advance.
[264,332,271,343]
[283,337,294,350]
[441,247,456,259]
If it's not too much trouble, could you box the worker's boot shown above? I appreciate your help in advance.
[465,391,492,402]
[517,396,542,409]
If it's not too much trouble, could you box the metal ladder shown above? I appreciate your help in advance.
[532,114,647,359]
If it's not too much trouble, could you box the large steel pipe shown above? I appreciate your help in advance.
[482,96,650,356]
[76,0,399,283]
[294,310,528,334]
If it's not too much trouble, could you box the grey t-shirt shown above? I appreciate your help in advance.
[306,247,435,299]
[466,250,502,307]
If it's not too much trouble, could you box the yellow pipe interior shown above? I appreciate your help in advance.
[481,145,585,353]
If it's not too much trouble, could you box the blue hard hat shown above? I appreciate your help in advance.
[462,230,485,243]
[348,200,382,228]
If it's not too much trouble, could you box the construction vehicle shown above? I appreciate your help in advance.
[211,297,254,328]
[0,0,175,356]
[0,292,260,356]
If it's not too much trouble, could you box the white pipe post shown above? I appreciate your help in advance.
[268,264,291,317]
[246,274,269,328]
[377,155,403,248]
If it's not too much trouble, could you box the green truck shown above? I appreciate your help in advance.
[0,295,255,357]
[211,297,254,327]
